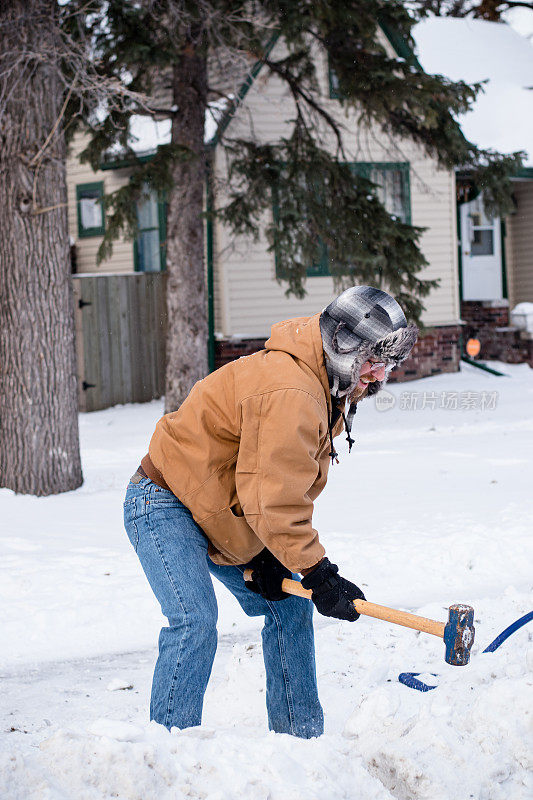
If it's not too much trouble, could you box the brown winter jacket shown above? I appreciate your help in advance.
[144,312,344,573]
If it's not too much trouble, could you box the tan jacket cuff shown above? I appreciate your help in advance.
[300,558,324,576]
[285,541,325,574]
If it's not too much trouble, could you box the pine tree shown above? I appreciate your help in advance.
[64,0,524,411]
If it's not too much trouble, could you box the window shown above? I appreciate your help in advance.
[273,162,411,280]
[353,162,411,224]
[134,189,167,272]
[468,196,494,256]
[272,186,330,280]
[328,63,341,100]
[76,182,105,237]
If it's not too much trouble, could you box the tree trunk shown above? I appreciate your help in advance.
[0,0,82,495]
[475,1,502,21]
[165,37,209,413]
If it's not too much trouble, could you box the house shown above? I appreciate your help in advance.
[414,17,533,364]
[67,19,531,411]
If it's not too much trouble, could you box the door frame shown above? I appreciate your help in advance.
[457,190,507,303]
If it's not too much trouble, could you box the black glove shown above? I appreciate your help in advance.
[301,558,365,621]
[244,548,291,601]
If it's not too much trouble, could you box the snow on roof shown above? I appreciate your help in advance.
[127,116,172,155]
[413,18,533,166]
[504,7,533,40]
[112,97,232,159]
[204,96,232,144]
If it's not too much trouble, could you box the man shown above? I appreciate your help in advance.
[123,286,418,738]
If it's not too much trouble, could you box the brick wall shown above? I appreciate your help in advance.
[460,300,510,329]
[388,324,461,382]
[460,301,533,365]
[215,338,267,369]
[215,324,462,381]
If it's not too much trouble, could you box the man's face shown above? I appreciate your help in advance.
[357,360,388,388]
[348,359,393,403]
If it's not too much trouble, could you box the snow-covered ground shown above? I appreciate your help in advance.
[1,361,532,800]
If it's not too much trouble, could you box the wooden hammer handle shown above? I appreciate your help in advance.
[243,571,445,639]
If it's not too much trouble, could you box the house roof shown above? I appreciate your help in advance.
[413,18,533,166]
[110,20,533,171]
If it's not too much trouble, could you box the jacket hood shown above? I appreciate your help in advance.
[264,313,331,408]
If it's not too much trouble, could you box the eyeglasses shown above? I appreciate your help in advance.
[367,361,396,374]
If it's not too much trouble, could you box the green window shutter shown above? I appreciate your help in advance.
[76,182,105,238]
[272,191,283,280]
[272,186,284,279]
[158,193,167,272]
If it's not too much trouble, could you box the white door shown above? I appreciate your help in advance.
[460,194,502,301]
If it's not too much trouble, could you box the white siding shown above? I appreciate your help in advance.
[506,181,533,306]
[67,132,134,274]
[214,37,460,338]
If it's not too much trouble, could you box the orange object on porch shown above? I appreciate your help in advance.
[466,338,481,357]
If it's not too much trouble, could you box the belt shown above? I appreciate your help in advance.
[130,465,148,484]
[130,455,171,491]
[140,453,171,490]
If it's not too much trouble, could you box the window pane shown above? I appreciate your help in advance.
[137,230,161,272]
[471,229,494,256]
[79,195,103,230]
[329,66,340,98]
[469,195,493,227]
[306,239,329,276]
[369,168,408,222]
[137,192,159,229]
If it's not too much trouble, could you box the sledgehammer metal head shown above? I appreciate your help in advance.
[443,604,475,665]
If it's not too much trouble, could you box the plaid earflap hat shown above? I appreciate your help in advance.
[320,286,418,462]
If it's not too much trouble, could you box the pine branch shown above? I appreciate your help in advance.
[261,54,346,155]
[60,0,524,322]
[217,133,437,318]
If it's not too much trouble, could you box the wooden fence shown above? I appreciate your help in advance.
[72,273,167,412]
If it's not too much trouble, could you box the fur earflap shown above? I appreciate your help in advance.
[371,323,418,365]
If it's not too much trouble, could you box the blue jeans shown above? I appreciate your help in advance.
[123,477,324,738]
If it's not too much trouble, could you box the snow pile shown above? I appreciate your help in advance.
[2,594,531,800]
[106,677,134,692]
[1,362,532,798]
[414,18,533,164]
[2,724,389,800]
[512,302,533,314]
[344,637,533,800]
[511,302,533,333]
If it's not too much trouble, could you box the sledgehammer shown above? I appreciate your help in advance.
[243,572,475,666]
